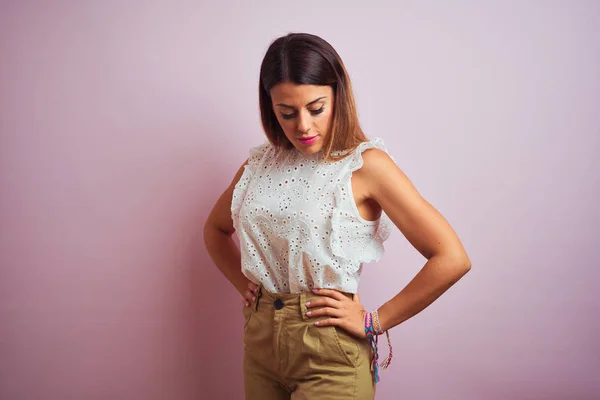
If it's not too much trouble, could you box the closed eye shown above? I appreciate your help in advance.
[281,107,325,120]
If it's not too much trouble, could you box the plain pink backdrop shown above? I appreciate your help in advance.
[1,1,599,399]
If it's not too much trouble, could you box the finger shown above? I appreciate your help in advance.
[242,293,256,307]
[306,307,343,318]
[306,297,340,309]
[312,288,347,301]
[247,282,259,294]
[244,290,256,303]
[314,318,341,327]
[353,293,361,303]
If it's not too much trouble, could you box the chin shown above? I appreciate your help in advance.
[295,144,322,155]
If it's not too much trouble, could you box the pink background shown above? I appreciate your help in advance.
[1,1,599,399]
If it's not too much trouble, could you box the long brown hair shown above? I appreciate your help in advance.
[259,33,367,160]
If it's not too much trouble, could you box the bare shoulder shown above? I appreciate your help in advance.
[359,148,397,174]
[230,159,250,187]
[354,148,410,193]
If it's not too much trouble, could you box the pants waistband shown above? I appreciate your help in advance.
[253,286,353,321]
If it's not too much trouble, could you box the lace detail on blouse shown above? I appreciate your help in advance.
[231,138,393,293]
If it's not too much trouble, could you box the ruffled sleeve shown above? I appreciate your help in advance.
[343,137,394,181]
[330,138,393,263]
[230,141,271,230]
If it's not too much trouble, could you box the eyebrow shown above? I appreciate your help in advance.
[276,96,327,109]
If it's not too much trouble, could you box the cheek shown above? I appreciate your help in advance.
[277,117,293,131]
[276,117,296,138]
[319,110,334,130]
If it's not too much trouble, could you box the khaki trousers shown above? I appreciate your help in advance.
[243,287,376,400]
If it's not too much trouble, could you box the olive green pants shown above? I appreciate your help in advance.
[242,287,376,400]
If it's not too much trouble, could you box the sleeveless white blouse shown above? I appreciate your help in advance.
[231,138,393,294]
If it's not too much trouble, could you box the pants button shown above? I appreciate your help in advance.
[274,299,284,310]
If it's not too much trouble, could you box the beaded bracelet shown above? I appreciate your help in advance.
[364,310,393,383]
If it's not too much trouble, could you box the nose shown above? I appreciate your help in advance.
[297,111,311,133]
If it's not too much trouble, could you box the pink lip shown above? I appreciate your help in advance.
[297,136,318,145]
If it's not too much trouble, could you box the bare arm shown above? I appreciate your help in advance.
[358,149,472,331]
[203,161,258,303]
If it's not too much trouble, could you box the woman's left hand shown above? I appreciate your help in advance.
[306,288,367,339]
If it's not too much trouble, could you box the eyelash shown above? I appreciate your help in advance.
[281,107,325,120]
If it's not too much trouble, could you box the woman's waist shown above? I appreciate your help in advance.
[257,285,353,305]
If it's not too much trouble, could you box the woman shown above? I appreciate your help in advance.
[204,32,471,399]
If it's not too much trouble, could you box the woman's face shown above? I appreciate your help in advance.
[270,82,334,155]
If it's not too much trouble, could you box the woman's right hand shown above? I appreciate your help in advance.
[242,281,259,307]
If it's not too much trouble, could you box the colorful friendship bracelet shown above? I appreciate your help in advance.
[372,310,393,370]
[364,312,380,383]
[364,310,394,383]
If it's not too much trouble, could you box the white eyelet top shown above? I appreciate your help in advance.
[231,137,393,294]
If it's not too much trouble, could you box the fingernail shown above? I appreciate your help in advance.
[305,301,311,306]
[314,321,320,325]
[312,288,319,293]
[306,311,312,316]
[252,296,256,301]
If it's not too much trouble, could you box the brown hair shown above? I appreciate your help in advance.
[258,33,367,160]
